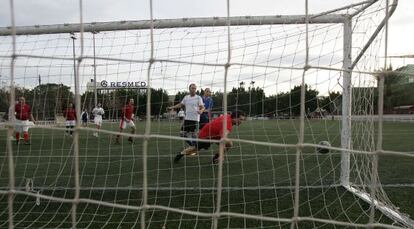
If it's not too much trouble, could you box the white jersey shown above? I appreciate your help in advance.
[92,107,105,119]
[181,94,203,122]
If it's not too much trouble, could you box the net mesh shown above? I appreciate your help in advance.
[0,0,413,228]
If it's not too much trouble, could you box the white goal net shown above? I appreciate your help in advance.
[1,0,413,228]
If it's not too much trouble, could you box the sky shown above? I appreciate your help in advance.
[0,0,412,57]
[0,0,413,95]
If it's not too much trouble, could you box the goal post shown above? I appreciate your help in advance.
[1,0,413,228]
[340,16,352,188]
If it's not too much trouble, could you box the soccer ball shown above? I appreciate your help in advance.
[316,140,331,154]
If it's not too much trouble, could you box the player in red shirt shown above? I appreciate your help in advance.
[116,98,136,144]
[64,103,77,136]
[14,96,35,145]
[174,110,245,164]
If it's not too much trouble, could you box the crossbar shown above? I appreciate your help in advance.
[0,14,348,36]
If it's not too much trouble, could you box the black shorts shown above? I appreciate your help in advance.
[195,140,211,150]
[181,120,198,132]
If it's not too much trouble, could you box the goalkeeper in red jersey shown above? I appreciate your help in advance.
[174,110,245,164]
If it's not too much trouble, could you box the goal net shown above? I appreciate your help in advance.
[1,0,413,228]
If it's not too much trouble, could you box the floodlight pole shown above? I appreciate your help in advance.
[249,81,255,116]
[92,31,98,107]
[70,33,77,99]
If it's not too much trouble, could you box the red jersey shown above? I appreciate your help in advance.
[122,104,134,120]
[65,108,77,120]
[198,114,233,140]
[15,103,31,120]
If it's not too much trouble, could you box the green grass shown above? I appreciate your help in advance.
[0,119,413,228]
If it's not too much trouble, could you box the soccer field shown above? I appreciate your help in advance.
[1,119,413,228]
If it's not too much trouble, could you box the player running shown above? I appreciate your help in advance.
[14,96,36,145]
[115,98,136,144]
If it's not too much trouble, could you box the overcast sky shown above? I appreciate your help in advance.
[1,0,412,58]
[0,0,413,95]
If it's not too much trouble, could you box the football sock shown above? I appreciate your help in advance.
[23,132,29,142]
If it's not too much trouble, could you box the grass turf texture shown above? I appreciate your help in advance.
[1,120,413,228]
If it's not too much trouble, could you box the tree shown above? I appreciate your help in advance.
[211,91,223,111]
[227,86,249,114]
[377,66,400,111]
[287,84,319,116]
[373,65,414,112]
[319,91,342,115]
[0,84,71,120]
[31,83,73,120]
[138,88,169,117]
[174,91,187,105]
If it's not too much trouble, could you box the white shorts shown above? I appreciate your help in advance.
[65,120,76,127]
[120,118,135,129]
[15,119,33,132]
[94,116,103,126]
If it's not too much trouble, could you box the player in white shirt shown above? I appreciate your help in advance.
[92,103,105,137]
[167,83,205,146]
